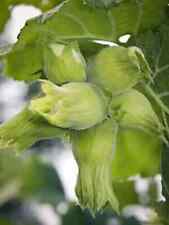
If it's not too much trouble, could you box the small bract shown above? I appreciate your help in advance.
[88,46,151,95]
[29,80,108,130]
[44,41,86,84]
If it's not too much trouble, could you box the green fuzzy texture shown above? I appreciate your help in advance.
[72,120,119,213]
[110,89,161,133]
[88,46,151,95]
[29,80,108,130]
[44,41,86,84]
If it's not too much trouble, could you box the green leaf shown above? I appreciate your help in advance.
[0,0,64,33]
[0,151,25,205]
[3,0,167,81]
[128,25,169,108]
[113,180,139,209]
[114,178,160,209]
[62,204,143,225]
[0,218,13,225]
[8,0,63,11]
[0,107,68,152]
[0,45,13,57]
[112,127,162,178]
[161,144,169,200]
[0,151,65,205]
[3,0,114,81]
[108,0,167,38]
[20,156,65,204]
[0,1,10,33]
[84,0,117,8]
[4,43,43,81]
[155,201,169,224]
[0,151,21,190]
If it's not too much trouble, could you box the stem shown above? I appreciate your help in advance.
[144,85,169,116]
[144,85,169,145]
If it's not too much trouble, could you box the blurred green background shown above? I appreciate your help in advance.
[0,2,166,225]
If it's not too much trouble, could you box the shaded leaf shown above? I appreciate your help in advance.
[155,201,169,225]
[62,204,115,225]
[0,151,65,205]
[20,157,65,204]
[113,180,139,209]
[112,127,162,178]
[108,0,167,38]
[85,0,118,8]
[0,218,13,225]
[128,25,169,108]
[0,200,41,225]
[62,204,142,225]
[0,1,10,33]
[161,144,169,200]
[3,0,167,81]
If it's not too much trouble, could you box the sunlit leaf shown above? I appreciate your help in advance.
[0,107,68,152]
